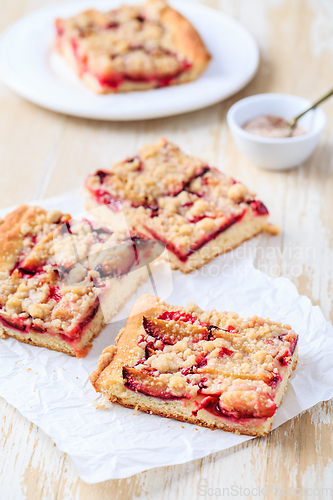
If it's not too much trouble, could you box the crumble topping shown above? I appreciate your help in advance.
[86,139,268,260]
[55,0,196,87]
[123,301,298,419]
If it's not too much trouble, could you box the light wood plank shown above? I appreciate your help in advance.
[0,398,65,500]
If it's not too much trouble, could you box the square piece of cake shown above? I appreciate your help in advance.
[86,138,278,273]
[55,0,211,93]
[0,205,155,357]
[91,295,298,436]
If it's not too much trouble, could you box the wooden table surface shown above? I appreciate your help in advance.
[1,0,333,498]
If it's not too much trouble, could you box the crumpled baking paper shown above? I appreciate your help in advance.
[1,192,333,483]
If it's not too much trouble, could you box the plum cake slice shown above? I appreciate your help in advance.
[91,295,298,436]
[86,138,278,273]
[0,205,158,357]
[55,0,211,94]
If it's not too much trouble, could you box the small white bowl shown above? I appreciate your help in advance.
[227,93,326,170]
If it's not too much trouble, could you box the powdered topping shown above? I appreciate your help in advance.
[242,115,306,139]
[123,301,298,420]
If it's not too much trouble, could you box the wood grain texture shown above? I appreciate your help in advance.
[0,0,332,498]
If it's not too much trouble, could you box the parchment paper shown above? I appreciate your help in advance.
[0,192,332,483]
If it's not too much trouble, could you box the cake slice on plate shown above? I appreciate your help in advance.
[91,294,298,436]
[86,138,278,273]
[55,0,211,93]
[0,205,160,357]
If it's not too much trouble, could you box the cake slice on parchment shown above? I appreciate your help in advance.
[90,294,298,436]
[0,205,162,357]
[55,0,211,94]
[86,138,279,273]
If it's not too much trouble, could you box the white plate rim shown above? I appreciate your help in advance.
[0,0,259,121]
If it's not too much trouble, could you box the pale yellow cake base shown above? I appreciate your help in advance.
[167,213,270,273]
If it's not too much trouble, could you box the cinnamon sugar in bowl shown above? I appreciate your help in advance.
[227,93,326,170]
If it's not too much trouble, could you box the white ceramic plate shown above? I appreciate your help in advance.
[0,0,259,121]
